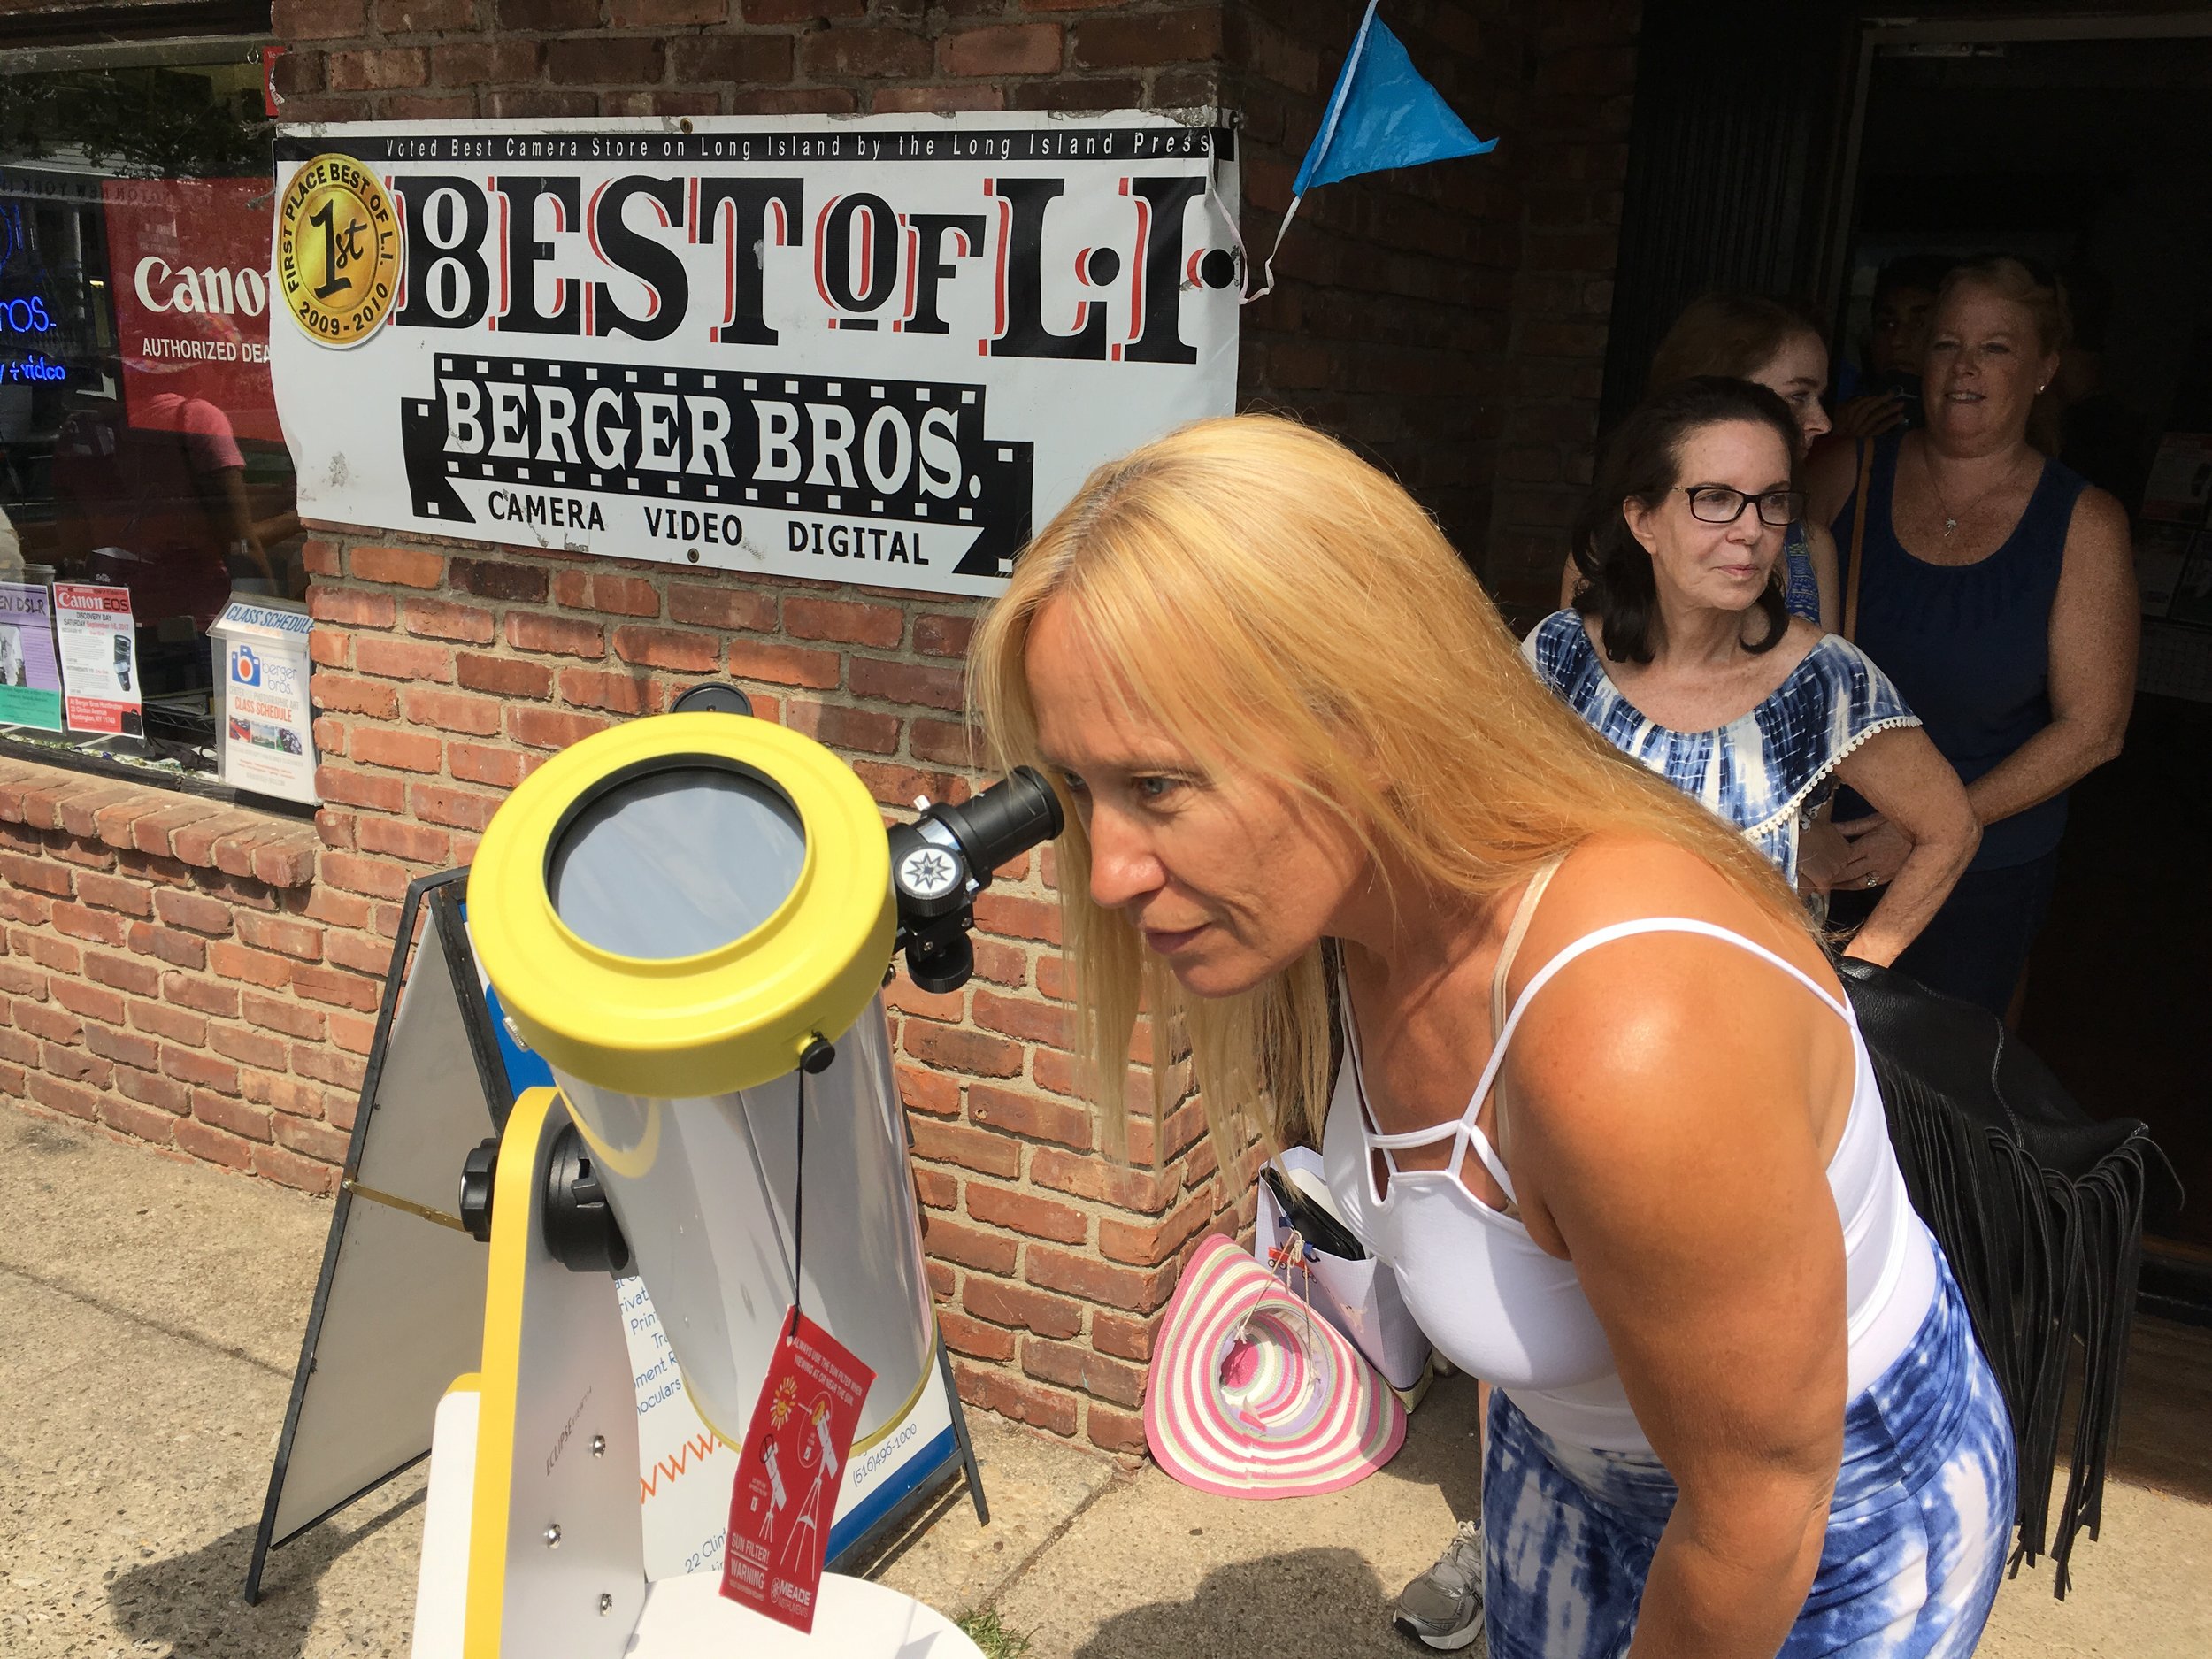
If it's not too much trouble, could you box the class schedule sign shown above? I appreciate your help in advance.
[268,114,1241,596]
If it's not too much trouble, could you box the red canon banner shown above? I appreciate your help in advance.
[102,178,281,444]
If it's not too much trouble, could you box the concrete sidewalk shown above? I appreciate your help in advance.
[4,1100,2207,1658]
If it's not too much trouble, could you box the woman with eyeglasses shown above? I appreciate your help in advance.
[1808,256,2138,1017]
[1563,294,1842,630]
[1530,377,1979,965]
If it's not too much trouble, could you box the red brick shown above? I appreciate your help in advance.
[873,85,1007,114]
[1091,1309,1156,1363]
[326,47,428,90]
[968,1082,1090,1150]
[939,1309,1017,1363]
[211,1022,291,1071]
[53,980,127,1025]
[373,0,476,30]
[359,817,451,864]
[128,921,209,971]
[902,1023,1022,1079]
[849,657,964,712]
[912,612,975,657]
[910,718,979,767]
[404,687,504,736]
[668,581,775,632]
[883,977,964,1023]
[911,1165,959,1209]
[411,784,503,832]
[209,940,295,989]
[312,672,401,718]
[350,545,446,588]
[611,625,718,673]
[273,0,366,39]
[555,571,659,617]
[910,1117,1021,1178]
[294,1041,368,1090]
[252,1142,342,1194]
[290,964,382,1011]
[510,707,611,751]
[74,871,152,918]
[273,1112,353,1163]
[1026,1247,1178,1314]
[442,556,547,603]
[1086,1402,1148,1456]
[781,597,903,649]
[942,21,1061,76]
[116,1065,190,1114]
[1023,1335,1146,1408]
[328,929,395,979]
[922,1213,1019,1275]
[173,1115,255,1170]
[727,640,840,689]
[952,1360,1077,1437]
[896,1062,961,1118]
[351,728,445,774]
[236,911,323,961]
[163,1044,240,1095]
[507,612,606,657]
[972,988,1070,1048]
[0,960,44,997]
[134,999,209,1045]
[85,950,160,998]
[17,930,73,972]
[1074,8,1222,69]
[966,1181,1088,1243]
[547,36,662,83]
[1099,1187,1216,1266]
[0,849,73,897]
[405,598,498,645]
[242,991,327,1041]
[448,742,528,788]
[99,1091,181,1143]
[311,587,398,629]
[51,901,127,947]
[304,887,373,929]
[12,1000,81,1044]
[457,653,555,698]
[964,1277,1082,1339]
[559,667,661,715]
[251,840,319,889]
[163,973,240,1018]
[976,901,1070,966]
[151,888,233,938]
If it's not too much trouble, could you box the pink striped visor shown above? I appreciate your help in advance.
[1144,1233,1405,1498]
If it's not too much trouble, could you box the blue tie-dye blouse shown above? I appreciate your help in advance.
[1523,611,1919,886]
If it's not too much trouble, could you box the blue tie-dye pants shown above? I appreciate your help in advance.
[1484,1245,2015,1658]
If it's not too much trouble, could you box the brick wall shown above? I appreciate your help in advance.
[0,767,345,1189]
[1232,0,1639,611]
[0,0,1642,1455]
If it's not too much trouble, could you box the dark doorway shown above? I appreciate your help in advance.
[1835,27,2212,1266]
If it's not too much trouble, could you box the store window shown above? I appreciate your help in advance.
[0,42,303,790]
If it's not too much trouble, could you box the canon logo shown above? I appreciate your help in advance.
[134,256,270,318]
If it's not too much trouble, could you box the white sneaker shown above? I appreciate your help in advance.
[1392,1519,1488,1652]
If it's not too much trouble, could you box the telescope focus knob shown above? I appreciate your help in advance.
[459,1135,499,1243]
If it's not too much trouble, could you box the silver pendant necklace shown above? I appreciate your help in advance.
[1920,443,2018,540]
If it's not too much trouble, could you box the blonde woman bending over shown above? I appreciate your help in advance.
[972,415,2013,1659]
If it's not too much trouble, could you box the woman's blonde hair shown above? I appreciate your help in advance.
[970,414,1805,1170]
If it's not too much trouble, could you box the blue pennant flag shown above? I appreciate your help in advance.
[1294,0,1497,195]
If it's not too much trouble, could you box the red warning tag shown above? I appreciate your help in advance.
[719,1309,875,1633]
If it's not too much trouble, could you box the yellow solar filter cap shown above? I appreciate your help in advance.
[469,712,894,1098]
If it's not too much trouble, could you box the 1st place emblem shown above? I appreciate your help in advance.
[277,155,401,347]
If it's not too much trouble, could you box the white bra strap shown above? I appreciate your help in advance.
[1455,918,1854,1140]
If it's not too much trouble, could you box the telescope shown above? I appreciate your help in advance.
[411,705,1062,1657]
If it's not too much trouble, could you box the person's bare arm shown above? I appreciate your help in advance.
[1560,553,1582,612]
[1964,486,2137,826]
[1830,726,1978,964]
[1508,875,1847,1659]
[1804,437,1863,536]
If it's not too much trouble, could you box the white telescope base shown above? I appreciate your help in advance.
[411,1087,980,1659]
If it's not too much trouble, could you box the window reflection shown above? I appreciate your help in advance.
[0,54,300,772]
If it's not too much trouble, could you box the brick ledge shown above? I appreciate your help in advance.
[0,760,319,888]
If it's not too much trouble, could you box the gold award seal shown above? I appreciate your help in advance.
[277,154,403,347]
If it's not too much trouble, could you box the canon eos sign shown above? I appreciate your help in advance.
[133,256,270,318]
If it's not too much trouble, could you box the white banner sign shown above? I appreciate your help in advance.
[269,113,1241,596]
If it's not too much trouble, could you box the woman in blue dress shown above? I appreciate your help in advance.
[1532,376,1978,966]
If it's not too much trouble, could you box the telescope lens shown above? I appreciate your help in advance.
[549,764,806,960]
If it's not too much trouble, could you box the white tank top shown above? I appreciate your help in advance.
[1320,910,1937,1452]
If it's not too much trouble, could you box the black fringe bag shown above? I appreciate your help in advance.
[1837,958,2182,1599]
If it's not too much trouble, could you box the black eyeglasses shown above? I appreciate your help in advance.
[1676,486,1804,526]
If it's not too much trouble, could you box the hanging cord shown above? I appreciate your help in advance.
[787,1066,806,1339]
